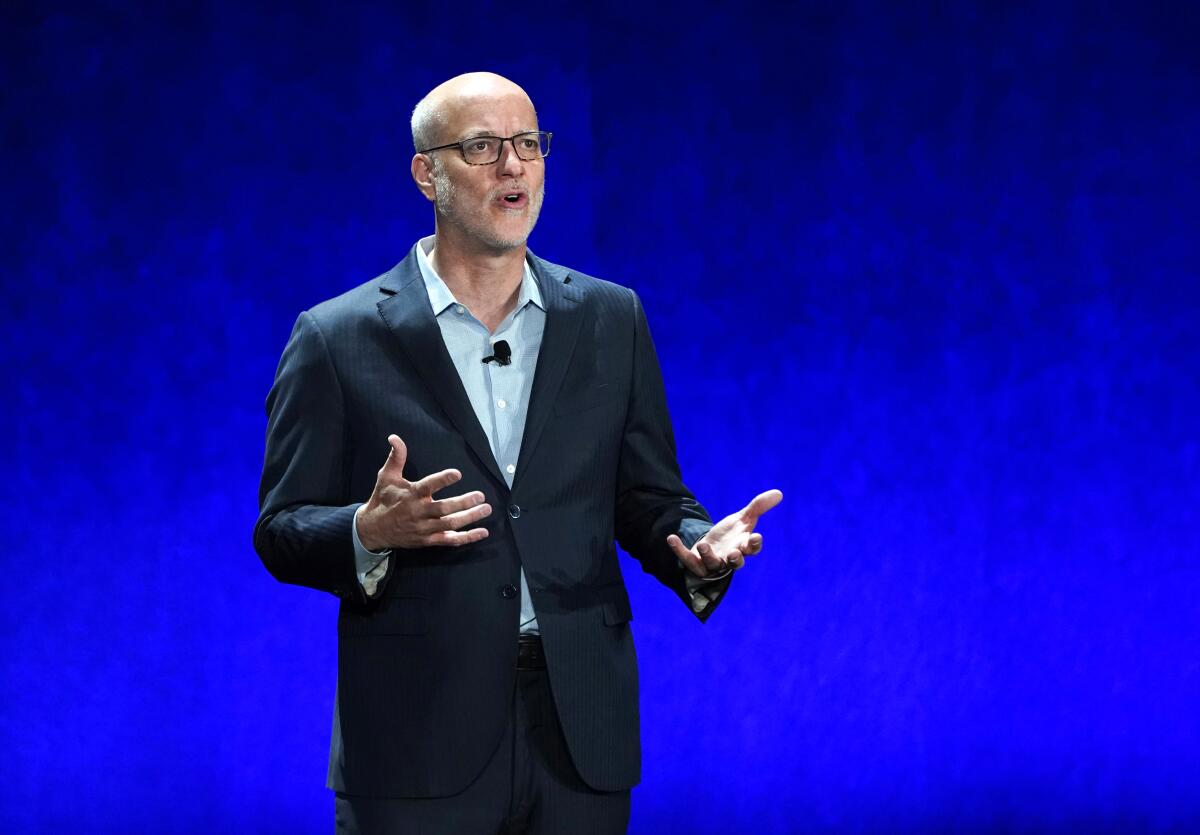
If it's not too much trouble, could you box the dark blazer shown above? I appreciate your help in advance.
[254,247,726,798]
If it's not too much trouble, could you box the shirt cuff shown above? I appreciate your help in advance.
[673,517,728,613]
[682,564,731,613]
[352,504,391,598]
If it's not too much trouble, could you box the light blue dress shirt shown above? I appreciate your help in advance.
[353,236,544,634]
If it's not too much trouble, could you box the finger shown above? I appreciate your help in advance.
[428,527,490,547]
[432,503,493,532]
[741,489,783,524]
[697,540,728,573]
[427,491,487,517]
[743,533,763,556]
[380,434,408,477]
[667,534,708,577]
[411,468,463,498]
[666,534,692,561]
[727,549,744,569]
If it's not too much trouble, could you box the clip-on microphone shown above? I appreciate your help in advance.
[482,340,512,367]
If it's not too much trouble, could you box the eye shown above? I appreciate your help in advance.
[467,139,493,154]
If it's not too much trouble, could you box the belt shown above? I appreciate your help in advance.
[517,634,546,670]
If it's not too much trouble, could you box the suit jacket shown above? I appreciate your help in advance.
[254,247,726,798]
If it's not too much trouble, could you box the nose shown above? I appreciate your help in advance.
[497,138,525,176]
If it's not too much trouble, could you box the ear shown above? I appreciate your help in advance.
[411,154,436,202]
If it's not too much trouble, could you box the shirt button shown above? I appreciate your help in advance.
[506,464,516,474]
[497,399,507,409]
[508,504,521,519]
[500,584,518,599]
[454,304,465,315]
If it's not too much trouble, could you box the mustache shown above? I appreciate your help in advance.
[488,182,531,200]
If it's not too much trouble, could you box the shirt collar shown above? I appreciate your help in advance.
[415,235,544,316]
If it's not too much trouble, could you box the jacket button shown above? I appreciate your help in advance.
[508,504,521,519]
[500,584,518,599]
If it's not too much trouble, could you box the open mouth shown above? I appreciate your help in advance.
[499,191,528,208]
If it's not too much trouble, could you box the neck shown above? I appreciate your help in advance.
[429,227,527,333]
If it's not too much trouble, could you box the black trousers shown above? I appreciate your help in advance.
[334,667,631,835]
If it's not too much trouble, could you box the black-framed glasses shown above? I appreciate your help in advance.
[419,131,552,165]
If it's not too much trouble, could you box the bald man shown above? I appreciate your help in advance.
[255,72,781,834]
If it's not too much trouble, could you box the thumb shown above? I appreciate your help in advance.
[382,434,408,476]
[742,489,783,523]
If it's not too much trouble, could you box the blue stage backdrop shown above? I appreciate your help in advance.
[3,2,1198,832]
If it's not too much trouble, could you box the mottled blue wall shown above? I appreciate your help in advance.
[3,2,1198,832]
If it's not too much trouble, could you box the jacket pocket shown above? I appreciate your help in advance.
[339,596,431,637]
[596,584,633,626]
[554,383,614,416]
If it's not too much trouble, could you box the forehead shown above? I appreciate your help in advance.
[442,89,538,137]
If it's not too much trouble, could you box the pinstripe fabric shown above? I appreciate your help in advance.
[254,245,726,798]
[353,236,547,632]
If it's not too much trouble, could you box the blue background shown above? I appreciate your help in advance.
[3,2,1198,831]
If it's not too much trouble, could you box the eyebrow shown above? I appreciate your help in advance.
[457,128,537,139]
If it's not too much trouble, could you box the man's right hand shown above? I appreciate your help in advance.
[355,434,492,552]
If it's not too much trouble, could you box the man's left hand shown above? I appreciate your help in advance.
[667,489,783,578]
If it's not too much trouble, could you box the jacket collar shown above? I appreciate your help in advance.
[375,246,584,493]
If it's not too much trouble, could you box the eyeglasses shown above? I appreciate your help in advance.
[419,131,552,165]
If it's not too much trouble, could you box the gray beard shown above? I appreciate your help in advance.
[432,163,544,252]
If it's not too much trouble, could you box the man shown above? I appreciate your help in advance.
[255,72,781,834]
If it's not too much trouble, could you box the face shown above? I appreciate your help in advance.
[419,89,545,253]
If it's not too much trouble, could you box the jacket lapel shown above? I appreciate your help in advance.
[514,255,584,487]
[375,251,508,489]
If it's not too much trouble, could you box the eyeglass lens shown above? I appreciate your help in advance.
[462,133,550,164]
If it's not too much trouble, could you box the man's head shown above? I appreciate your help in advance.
[410,72,546,254]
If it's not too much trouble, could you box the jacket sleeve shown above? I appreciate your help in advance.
[253,311,389,605]
[613,290,731,621]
